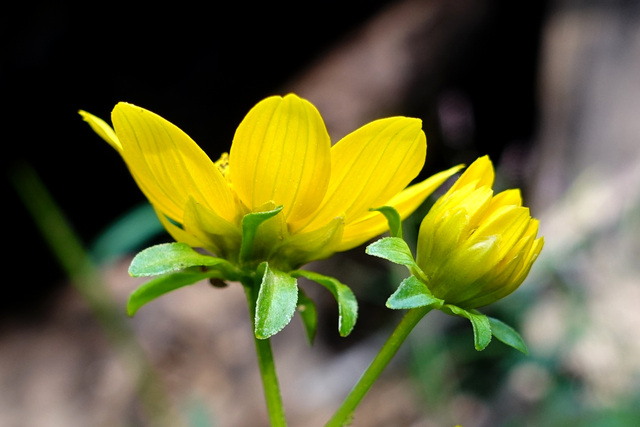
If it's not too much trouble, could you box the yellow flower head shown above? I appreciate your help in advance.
[415,155,544,309]
[80,94,460,271]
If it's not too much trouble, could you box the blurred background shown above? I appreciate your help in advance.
[3,0,640,426]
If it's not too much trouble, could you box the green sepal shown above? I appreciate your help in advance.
[488,316,529,354]
[129,242,237,279]
[254,262,298,339]
[127,270,222,316]
[291,270,358,337]
[240,205,283,264]
[365,237,418,270]
[296,288,318,345]
[386,275,444,310]
[443,304,492,351]
[370,206,402,239]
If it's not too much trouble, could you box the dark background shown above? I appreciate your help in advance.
[3,0,545,316]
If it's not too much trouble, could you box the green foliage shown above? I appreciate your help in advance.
[11,163,183,425]
[371,206,403,239]
[366,230,528,354]
[129,242,237,278]
[366,237,420,271]
[127,242,240,316]
[296,288,318,345]
[291,270,358,337]
[127,271,221,316]
[487,316,528,355]
[443,304,492,351]
[121,210,358,343]
[240,205,283,264]
[254,263,299,339]
[386,275,444,310]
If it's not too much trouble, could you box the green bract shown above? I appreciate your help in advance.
[126,208,359,340]
[367,231,527,353]
[367,156,543,353]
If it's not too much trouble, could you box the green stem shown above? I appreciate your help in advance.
[243,279,287,427]
[325,305,433,427]
[10,164,184,427]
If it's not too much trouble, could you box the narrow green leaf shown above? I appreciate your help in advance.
[365,237,417,269]
[291,270,358,337]
[240,205,283,264]
[371,206,402,239]
[129,242,235,278]
[127,271,219,316]
[255,263,298,339]
[444,304,492,351]
[488,316,529,354]
[386,275,444,310]
[296,289,318,345]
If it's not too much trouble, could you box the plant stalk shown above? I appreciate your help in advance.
[10,163,184,427]
[243,279,288,427]
[325,305,433,427]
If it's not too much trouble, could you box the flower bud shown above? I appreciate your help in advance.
[415,156,543,309]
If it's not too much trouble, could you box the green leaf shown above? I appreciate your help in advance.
[365,237,417,269]
[296,289,318,345]
[127,271,219,316]
[129,242,235,278]
[240,205,283,264]
[291,270,358,337]
[254,263,298,339]
[371,206,402,239]
[444,304,492,351]
[488,316,529,354]
[386,275,444,310]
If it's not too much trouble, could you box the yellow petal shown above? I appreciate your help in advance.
[511,233,544,284]
[471,205,531,256]
[295,117,426,233]
[79,110,122,152]
[229,94,331,222]
[449,155,494,193]
[434,235,501,301]
[111,102,236,223]
[463,234,543,308]
[490,188,523,209]
[337,164,464,251]
[80,109,169,220]
[436,184,493,228]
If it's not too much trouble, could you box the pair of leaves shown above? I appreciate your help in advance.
[252,264,358,341]
[366,235,527,354]
[126,242,358,343]
[124,206,285,317]
[443,305,528,354]
[291,270,358,340]
[127,242,239,316]
[223,205,357,341]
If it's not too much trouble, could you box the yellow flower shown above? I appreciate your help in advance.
[80,94,460,271]
[415,155,544,309]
